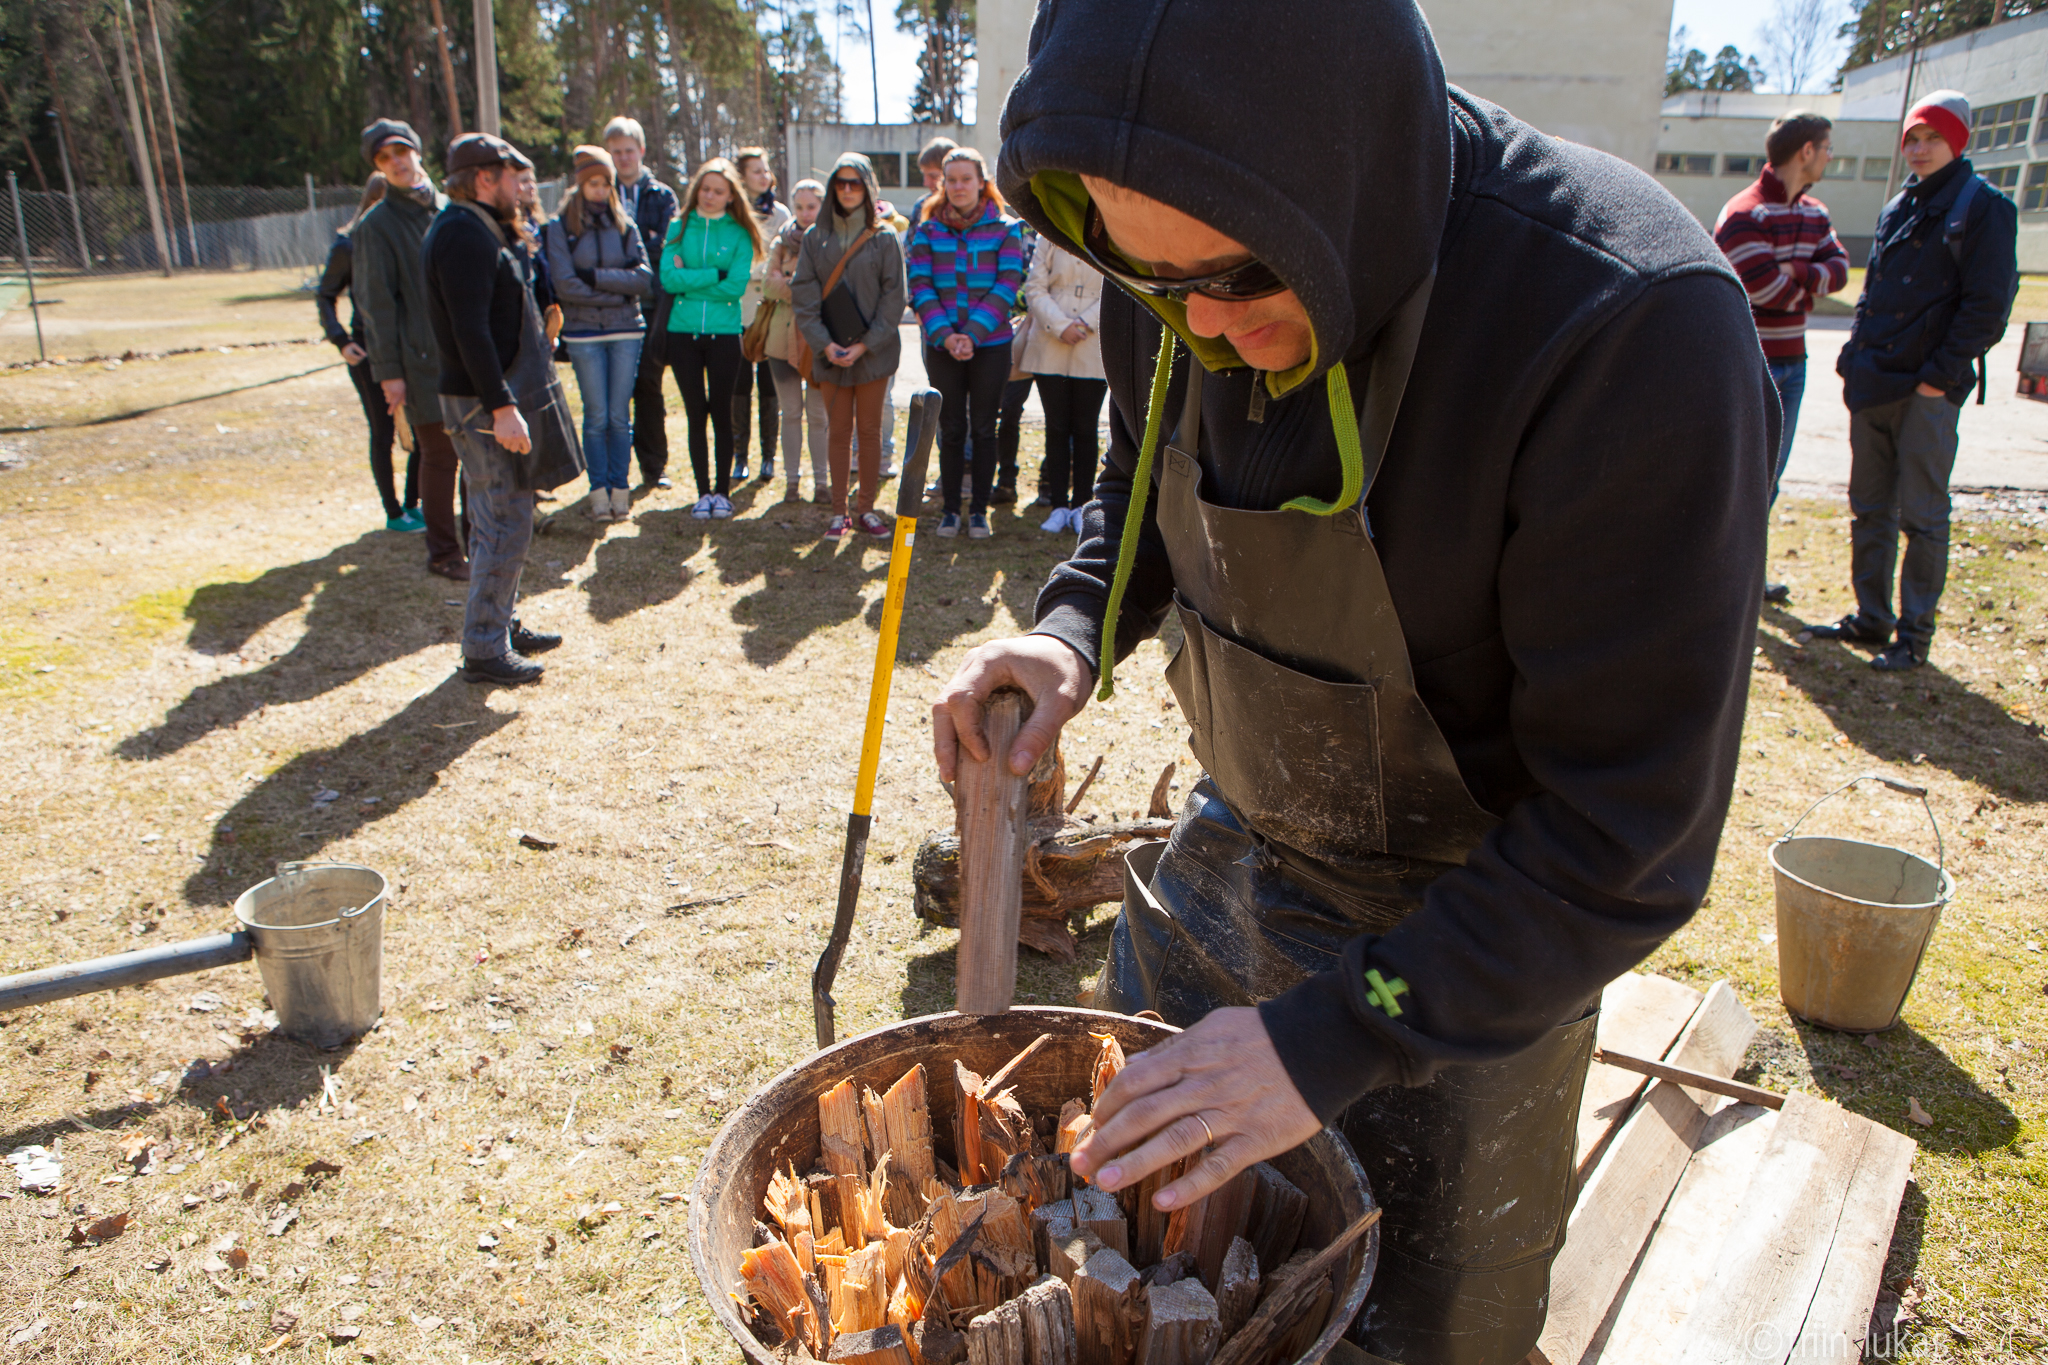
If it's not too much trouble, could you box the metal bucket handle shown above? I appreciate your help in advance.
[245,860,384,930]
[1778,773,1944,871]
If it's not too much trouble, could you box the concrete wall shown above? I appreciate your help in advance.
[784,122,968,218]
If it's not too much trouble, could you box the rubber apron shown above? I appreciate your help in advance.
[1096,288,1598,1365]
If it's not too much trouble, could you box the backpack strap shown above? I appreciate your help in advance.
[1944,172,1982,269]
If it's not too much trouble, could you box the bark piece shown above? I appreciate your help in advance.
[1215,1239,1258,1338]
[832,1324,916,1365]
[1244,1165,1306,1276]
[1017,1274,1079,1365]
[1073,1185,1129,1261]
[957,686,1033,1012]
[871,1065,938,1226]
[913,1319,969,1365]
[1147,763,1178,820]
[1137,1277,1219,1365]
[1161,1168,1255,1292]
[1056,1100,1092,1156]
[1072,1246,1146,1365]
[967,1298,1027,1365]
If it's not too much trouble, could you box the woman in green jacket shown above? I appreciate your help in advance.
[661,157,763,519]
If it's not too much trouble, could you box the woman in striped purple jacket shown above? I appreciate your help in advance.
[906,148,1027,539]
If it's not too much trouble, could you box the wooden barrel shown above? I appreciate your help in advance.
[687,1006,1379,1365]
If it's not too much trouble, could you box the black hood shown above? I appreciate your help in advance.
[997,0,1451,394]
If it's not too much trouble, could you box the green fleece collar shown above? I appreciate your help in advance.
[1030,170,1321,397]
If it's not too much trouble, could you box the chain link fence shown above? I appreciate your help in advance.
[4,179,569,277]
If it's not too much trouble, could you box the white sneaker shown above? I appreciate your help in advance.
[709,493,734,520]
[690,495,714,520]
[1040,507,1072,533]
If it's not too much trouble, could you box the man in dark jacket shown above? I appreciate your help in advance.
[605,116,679,490]
[352,118,467,580]
[424,133,561,687]
[929,1,1771,1359]
[1812,91,2019,671]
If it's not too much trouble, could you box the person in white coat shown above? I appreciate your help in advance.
[1020,241,1108,532]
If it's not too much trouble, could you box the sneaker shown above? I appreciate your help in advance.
[826,514,850,539]
[1040,507,1072,533]
[761,457,776,481]
[649,474,673,491]
[814,483,831,504]
[387,509,426,533]
[991,483,1018,506]
[860,511,890,537]
[462,650,544,686]
[936,512,962,538]
[1806,614,1888,645]
[732,461,750,481]
[709,494,734,520]
[880,461,897,479]
[588,488,611,521]
[509,618,562,654]
[1763,582,1791,605]
[690,495,714,520]
[610,488,632,521]
[1871,641,1926,672]
[428,557,470,582]
[968,513,992,540]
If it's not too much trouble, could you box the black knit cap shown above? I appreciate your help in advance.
[447,132,531,174]
[360,118,421,165]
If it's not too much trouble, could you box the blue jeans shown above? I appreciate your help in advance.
[1765,356,1805,509]
[567,336,642,491]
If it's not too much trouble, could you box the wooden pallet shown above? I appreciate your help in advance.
[1529,974,1917,1365]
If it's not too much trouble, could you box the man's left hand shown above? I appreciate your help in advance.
[1071,1006,1321,1213]
[492,404,532,454]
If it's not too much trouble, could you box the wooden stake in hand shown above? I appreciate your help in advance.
[957,687,1035,1015]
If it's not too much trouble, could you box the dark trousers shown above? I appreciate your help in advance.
[346,357,414,519]
[632,344,669,484]
[732,357,779,468]
[670,332,743,499]
[997,375,1033,490]
[927,341,1011,515]
[1847,391,1962,656]
[442,397,535,661]
[1035,373,1108,509]
[413,419,466,569]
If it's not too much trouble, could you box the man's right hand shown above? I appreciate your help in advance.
[380,378,407,414]
[492,404,532,454]
[932,634,1092,784]
[341,342,368,365]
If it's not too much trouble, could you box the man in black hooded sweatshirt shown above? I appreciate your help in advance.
[929,2,1774,1360]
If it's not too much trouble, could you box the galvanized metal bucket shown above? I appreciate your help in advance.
[1770,775,1953,1033]
[233,862,386,1049]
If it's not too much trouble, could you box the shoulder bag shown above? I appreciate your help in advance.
[794,226,878,381]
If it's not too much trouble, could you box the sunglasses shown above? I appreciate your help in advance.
[831,177,865,190]
[1080,202,1287,303]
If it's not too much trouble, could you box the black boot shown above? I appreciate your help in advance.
[1871,641,1926,672]
[1806,614,1889,645]
[510,618,562,654]
[462,651,545,686]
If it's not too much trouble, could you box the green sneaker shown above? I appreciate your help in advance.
[388,508,427,533]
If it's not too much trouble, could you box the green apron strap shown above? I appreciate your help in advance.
[1097,328,1178,700]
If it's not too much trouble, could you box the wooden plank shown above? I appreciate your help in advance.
[1073,1247,1146,1365]
[1788,1118,1917,1363]
[957,687,1033,1015]
[1574,973,1705,1183]
[1590,1102,1780,1362]
[1671,1094,1872,1365]
[1535,981,1756,1365]
[1137,1277,1221,1365]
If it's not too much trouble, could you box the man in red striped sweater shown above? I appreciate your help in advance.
[1715,110,1851,603]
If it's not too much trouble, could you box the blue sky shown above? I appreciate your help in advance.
[1669,0,1855,92]
[832,9,970,125]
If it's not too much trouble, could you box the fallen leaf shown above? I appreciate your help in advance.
[302,1159,342,1179]
[7,1145,62,1193]
[516,831,558,850]
[477,1232,499,1250]
[1907,1097,1934,1127]
[188,992,225,1013]
[414,1313,444,1332]
[182,1193,204,1210]
[225,1247,250,1271]
[120,1133,155,1167]
[145,1253,172,1272]
[209,1181,235,1201]
[328,1326,361,1344]
[638,1226,662,1242]
[608,1043,633,1063]
[402,1095,419,1114]
[270,1307,300,1334]
[242,1180,261,1201]
[269,1209,299,1236]
[210,1233,240,1253]
[8,1319,49,1346]
[68,1211,131,1244]
[279,1182,306,1202]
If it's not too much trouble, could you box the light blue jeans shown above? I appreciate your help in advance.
[567,336,643,491]
[1765,355,1805,509]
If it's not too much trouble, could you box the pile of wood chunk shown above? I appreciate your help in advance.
[737,1033,1344,1365]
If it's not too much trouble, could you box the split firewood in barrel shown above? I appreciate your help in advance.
[836,1241,892,1335]
[819,1254,848,1316]
[882,1226,916,1289]
[821,1080,872,1247]
[1141,1252,1197,1290]
[1072,1185,1129,1261]
[927,1187,989,1315]
[1017,1274,1079,1365]
[742,1237,822,1354]
[1001,1150,1070,1215]
[1135,1276,1220,1365]
[914,1316,970,1365]
[1210,1209,1378,1365]
[1089,1034,1126,1105]
[1031,1199,1073,1269]
[1044,1224,1101,1286]
[1072,1246,1146,1365]
[833,1324,917,1365]
[1121,1160,1184,1268]
[975,1191,1041,1308]
[1214,1240,1258,1337]
[956,1061,1038,1185]
[768,1165,816,1266]
[1244,1164,1306,1274]
[967,1297,1027,1365]
[867,1066,937,1226]
[913,817,1177,963]
[1160,1167,1254,1292]
[1055,1100,1092,1155]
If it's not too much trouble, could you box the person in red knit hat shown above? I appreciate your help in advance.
[1714,109,1851,604]
[1809,89,2018,671]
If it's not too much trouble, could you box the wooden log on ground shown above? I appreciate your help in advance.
[833,1324,917,1365]
[1073,1184,1130,1261]
[956,687,1034,1013]
[1244,1164,1306,1275]
[1017,1275,1079,1365]
[1136,1277,1220,1365]
[913,818,1178,963]
[1214,1239,1258,1338]
[1073,1246,1147,1365]
[967,1298,1027,1365]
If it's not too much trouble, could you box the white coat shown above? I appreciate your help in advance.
[1021,243,1106,381]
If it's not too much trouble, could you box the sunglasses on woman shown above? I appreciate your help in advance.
[1080,202,1287,302]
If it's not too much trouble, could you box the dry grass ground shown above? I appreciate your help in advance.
[0,270,2042,1364]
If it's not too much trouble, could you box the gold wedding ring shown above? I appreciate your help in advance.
[1194,1113,1216,1148]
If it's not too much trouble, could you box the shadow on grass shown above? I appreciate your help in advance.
[182,674,516,905]
[897,904,1121,1021]
[1759,607,2048,803]
[1788,1018,2020,1157]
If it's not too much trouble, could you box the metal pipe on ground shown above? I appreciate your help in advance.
[0,932,254,1013]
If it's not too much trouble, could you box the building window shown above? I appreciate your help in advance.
[2025,163,2048,211]
[1984,164,2022,194]
[1654,152,1715,176]
[1864,156,1893,180]
[1970,98,2035,151]
[1724,154,1762,176]
[861,152,904,187]
[1823,156,1856,179]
